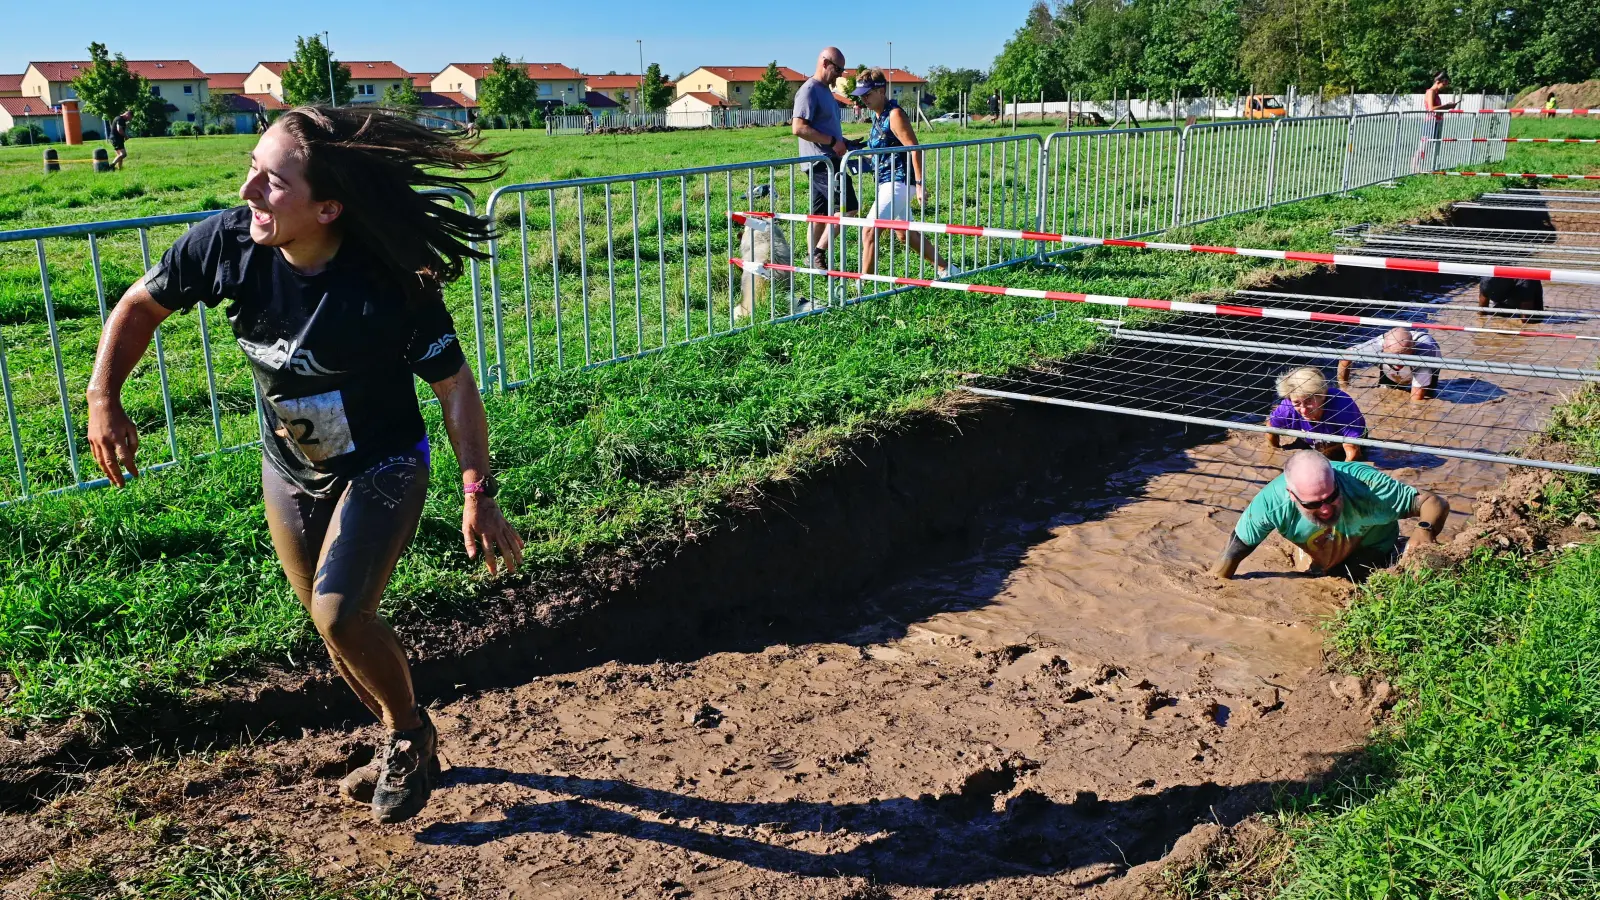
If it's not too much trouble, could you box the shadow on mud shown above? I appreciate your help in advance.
[414,760,1358,887]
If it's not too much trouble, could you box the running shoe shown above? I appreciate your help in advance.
[810,248,829,271]
[370,708,440,824]
[339,758,380,805]
[937,264,964,280]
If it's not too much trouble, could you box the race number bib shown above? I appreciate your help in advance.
[268,391,355,463]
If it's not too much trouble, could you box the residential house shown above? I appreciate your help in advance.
[205,72,249,95]
[831,68,927,110]
[0,96,62,141]
[244,60,411,104]
[430,63,585,109]
[21,59,208,133]
[665,91,734,128]
[582,73,675,112]
[417,91,476,127]
[408,72,436,89]
[0,74,23,98]
[675,66,806,111]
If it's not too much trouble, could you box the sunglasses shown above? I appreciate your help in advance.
[1291,485,1341,510]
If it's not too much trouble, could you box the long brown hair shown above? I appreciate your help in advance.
[274,105,506,300]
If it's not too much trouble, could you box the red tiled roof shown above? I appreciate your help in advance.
[253,62,289,76]
[409,72,436,83]
[679,91,735,108]
[418,91,477,109]
[346,61,409,80]
[581,73,674,90]
[443,62,583,81]
[29,60,206,82]
[0,74,23,93]
[240,92,287,111]
[207,72,249,91]
[833,92,852,105]
[882,68,926,85]
[0,97,55,117]
[690,66,806,83]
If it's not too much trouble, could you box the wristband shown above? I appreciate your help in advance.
[464,475,498,499]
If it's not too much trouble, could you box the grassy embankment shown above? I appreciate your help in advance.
[0,118,1596,725]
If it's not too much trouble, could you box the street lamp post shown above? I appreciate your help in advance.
[323,31,336,106]
[637,40,644,115]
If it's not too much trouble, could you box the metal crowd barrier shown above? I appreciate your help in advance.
[0,110,1520,502]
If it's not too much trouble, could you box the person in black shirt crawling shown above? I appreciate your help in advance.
[85,106,523,824]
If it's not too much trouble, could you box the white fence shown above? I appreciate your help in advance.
[1004,93,1517,121]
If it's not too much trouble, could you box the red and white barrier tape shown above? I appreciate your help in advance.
[1444,108,1597,115]
[731,211,1600,285]
[1429,171,1600,180]
[1431,137,1600,143]
[730,258,1600,341]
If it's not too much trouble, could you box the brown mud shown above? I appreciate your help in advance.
[3,246,1596,895]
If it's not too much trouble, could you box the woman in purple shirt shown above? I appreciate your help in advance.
[1264,367,1368,462]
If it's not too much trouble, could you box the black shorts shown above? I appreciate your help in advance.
[110,139,125,151]
[809,161,859,215]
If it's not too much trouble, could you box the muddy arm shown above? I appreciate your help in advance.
[1336,359,1353,386]
[1408,489,1449,546]
[1210,533,1258,578]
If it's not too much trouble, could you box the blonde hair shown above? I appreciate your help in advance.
[861,67,887,88]
[1277,366,1327,401]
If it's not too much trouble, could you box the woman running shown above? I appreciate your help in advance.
[850,68,957,279]
[85,106,524,824]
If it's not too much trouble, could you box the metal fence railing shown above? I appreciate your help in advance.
[481,156,836,385]
[0,110,1519,502]
[838,134,1045,301]
[0,188,484,503]
[547,108,793,135]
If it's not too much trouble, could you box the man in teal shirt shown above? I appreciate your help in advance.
[1211,451,1449,579]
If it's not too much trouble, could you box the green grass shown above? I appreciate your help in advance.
[35,839,425,900]
[0,118,1597,724]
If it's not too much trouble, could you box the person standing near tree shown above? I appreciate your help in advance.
[793,46,860,270]
[108,111,131,170]
[1417,73,1458,170]
[85,106,524,824]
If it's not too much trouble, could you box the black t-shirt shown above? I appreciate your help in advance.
[109,118,127,145]
[144,206,466,496]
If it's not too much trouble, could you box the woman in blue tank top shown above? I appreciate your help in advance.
[851,68,957,279]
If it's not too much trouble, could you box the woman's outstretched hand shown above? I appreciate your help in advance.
[86,399,141,487]
[463,495,524,575]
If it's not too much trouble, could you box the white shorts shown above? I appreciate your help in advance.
[868,181,913,222]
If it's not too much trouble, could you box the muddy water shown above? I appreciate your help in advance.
[4,286,1597,899]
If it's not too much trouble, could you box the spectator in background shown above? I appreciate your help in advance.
[851,69,958,280]
[1339,326,1443,401]
[1265,367,1367,462]
[1417,73,1457,170]
[108,111,132,170]
[792,46,859,271]
[1545,94,1558,118]
[1478,276,1544,313]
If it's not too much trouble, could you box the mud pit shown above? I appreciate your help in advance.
[2,277,1596,898]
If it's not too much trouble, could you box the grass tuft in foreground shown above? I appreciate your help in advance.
[35,838,426,900]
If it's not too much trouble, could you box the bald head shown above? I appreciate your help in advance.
[1284,450,1335,499]
[1381,327,1414,355]
[815,47,845,82]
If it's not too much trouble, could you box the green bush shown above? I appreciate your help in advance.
[168,121,198,137]
[203,122,231,136]
[5,123,48,145]
[82,129,102,141]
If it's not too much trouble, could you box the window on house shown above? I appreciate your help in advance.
[540,84,552,96]
[184,85,193,94]
[187,113,195,122]
[151,85,161,97]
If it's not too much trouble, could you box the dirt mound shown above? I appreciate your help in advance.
[1513,80,1600,110]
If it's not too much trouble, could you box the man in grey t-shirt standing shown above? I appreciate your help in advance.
[792,46,860,269]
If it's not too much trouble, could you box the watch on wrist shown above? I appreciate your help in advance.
[464,475,498,499]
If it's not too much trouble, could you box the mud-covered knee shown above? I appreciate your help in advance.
[311,593,374,644]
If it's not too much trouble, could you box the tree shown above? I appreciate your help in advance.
[197,90,238,129]
[750,61,791,109]
[70,43,169,136]
[281,35,353,106]
[925,66,985,114]
[640,63,673,111]
[381,80,422,117]
[477,55,539,127]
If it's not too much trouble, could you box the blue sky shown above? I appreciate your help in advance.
[1,0,1024,79]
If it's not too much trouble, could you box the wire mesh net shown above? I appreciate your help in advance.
[968,282,1600,473]
[1335,222,1600,270]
